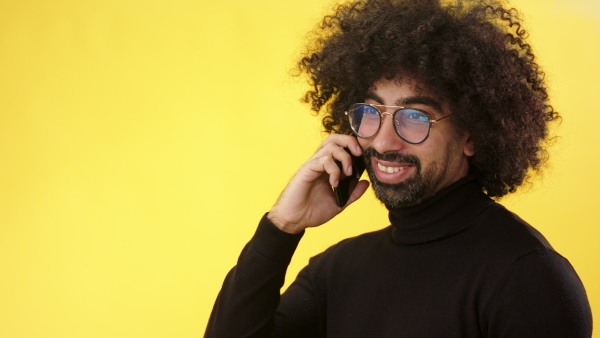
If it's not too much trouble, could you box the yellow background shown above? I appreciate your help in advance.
[0,0,598,336]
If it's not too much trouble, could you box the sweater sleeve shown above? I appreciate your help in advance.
[205,213,317,338]
[484,248,593,338]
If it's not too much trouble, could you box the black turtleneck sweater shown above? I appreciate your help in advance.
[206,176,592,337]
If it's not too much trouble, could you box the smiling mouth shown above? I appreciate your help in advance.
[377,163,412,173]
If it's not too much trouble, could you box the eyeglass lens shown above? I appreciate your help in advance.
[347,104,431,144]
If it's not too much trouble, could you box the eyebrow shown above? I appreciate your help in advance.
[365,92,443,112]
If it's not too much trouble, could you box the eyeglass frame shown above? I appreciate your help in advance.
[344,103,454,144]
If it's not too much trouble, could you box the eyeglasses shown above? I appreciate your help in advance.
[345,103,453,144]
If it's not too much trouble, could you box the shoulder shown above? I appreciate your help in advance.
[466,203,580,282]
[304,226,393,270]
[483,247,592,336]
[469,202,555,254]
[322,226,392,254]
[475,205,593,336]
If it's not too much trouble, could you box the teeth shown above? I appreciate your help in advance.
[378,163,409,173]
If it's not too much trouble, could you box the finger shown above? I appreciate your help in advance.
[345,180,370,206]
[321,156,343,187]
[312,142,351,177]
[304,155,342,187]
[330,145,353,176]
[322,134,363,156]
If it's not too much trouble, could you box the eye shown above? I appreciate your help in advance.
[408,112,427,120]
[362,106,380,119]
[365,107,379,115]
[402,109,429,124]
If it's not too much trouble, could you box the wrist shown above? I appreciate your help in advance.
[267,211,304,234]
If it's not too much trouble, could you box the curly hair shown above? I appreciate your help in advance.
[297,0,558,198]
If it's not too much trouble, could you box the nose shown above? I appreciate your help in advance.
[370,112,407,154]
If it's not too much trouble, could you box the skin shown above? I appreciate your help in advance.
[360,77,475,208]
[268,77,475,234]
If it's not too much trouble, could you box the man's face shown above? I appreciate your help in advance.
[358,77,475,208]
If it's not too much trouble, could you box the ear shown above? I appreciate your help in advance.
[462,132,475,157]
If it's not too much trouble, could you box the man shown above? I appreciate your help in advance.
[206,0,592,337]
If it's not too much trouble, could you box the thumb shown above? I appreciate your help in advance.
[344,180,370,207]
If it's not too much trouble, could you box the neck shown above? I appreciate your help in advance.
[388,175,493,245]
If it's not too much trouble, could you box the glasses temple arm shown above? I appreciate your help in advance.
[430,113,453,123]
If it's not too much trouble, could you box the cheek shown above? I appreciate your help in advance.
[413,137,448,167]
[357,137,371,150]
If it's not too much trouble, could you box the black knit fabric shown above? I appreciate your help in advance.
[206,176,592,337]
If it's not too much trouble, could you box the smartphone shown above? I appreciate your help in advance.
[333,149,366,207]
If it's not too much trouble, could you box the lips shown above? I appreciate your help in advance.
[377,162,412,173]
[372,159,415,184]
[362,147,420,184]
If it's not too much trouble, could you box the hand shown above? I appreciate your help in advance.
[268,134,370,234]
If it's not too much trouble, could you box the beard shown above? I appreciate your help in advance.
[363,147,434,208]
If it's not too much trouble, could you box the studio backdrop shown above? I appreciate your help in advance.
[0,0,598,337]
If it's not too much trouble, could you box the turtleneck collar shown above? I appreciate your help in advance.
[389,174,494,245]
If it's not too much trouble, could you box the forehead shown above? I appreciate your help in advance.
[366,77,446,113]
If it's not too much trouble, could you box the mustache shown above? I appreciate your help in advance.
[362,147,421,166]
